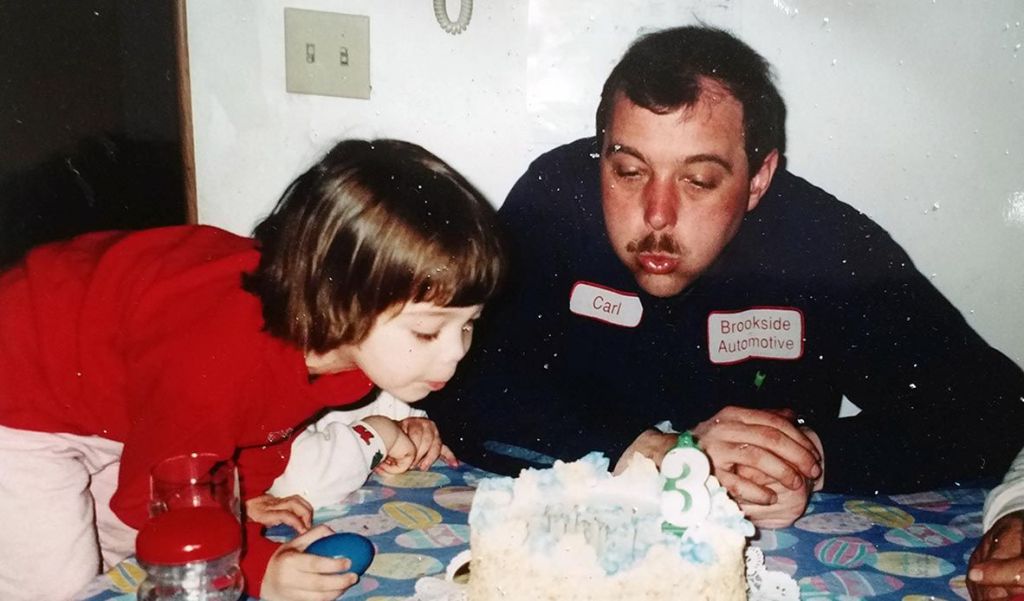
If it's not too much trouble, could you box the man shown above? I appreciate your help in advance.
[423,25,1024,527]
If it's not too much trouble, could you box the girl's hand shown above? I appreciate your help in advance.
[360,416,401,449]
[245,494,313,533]
[261,525,357,601]
[400,417,458,470]
[374,431,417,475]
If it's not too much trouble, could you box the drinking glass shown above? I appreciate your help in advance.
[148,452,240,520]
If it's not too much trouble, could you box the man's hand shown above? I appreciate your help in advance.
[245,494,313,533]
[613,429,679,475]
[692,406,822,505]
[400,417,458,470]
[734,465,812,529]
[261,525,358,601]
[968,511,1024,600]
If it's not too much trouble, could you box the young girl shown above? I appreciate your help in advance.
[0,138,504,601]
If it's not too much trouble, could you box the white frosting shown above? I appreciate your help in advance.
[469,452,753,577]
[416,455,797,601]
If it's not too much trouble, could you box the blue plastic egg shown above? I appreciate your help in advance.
[305,532,376,576]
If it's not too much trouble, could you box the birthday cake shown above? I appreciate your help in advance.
[466,437,754,600]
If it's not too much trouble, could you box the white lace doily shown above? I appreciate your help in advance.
[406,546,798,601]
[744,546,799,601]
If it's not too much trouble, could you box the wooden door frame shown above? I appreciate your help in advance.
[173,0,197,224]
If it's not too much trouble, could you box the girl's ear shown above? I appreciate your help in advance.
[746,149,779,212]
[304,346,355,375]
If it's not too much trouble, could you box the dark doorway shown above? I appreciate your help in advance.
[0,0,190,269]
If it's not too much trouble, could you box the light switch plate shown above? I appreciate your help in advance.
[284,8,369,99]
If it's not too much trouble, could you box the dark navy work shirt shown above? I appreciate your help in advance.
[423,137,1024,494]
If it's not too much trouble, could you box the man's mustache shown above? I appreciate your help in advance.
[626,232,680,254]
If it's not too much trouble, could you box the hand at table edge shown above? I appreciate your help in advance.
[399,416,459,470]
[732,465,813,529]
[261,525,357,601]
[612,429,679,475]
[245,493,313,533]
[969,510,1024,600]
[692,406,823,505]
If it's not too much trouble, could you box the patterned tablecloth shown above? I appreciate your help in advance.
[76,461,985,601]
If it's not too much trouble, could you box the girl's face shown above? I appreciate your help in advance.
[313,302,483,402]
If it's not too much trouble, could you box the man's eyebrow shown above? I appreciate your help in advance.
[604,142,645,162]
[606,144,734,175]
[684,153,733,175]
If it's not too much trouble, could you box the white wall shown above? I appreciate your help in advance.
[186,0,1024,365]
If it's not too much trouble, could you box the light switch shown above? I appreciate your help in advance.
[284,8,369,99]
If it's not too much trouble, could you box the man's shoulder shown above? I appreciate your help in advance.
[502,137,602,221]
[749,169,912,273]
[527,136,600,171]
[765,170,888,237]
[769,170,850,211]
[515,137,601,193]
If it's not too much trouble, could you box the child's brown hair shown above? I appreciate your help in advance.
[244,139,505,353]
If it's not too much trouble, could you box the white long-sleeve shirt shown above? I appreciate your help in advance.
[268,392,427,509]
[983,444,1024,531]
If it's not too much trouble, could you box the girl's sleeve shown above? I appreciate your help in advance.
[268,414,388,509]
[332,391,428,422]
[374,391,428,419]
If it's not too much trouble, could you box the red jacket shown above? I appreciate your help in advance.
[0,225,373,594]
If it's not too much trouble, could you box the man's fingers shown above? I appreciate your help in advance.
[697,406,820,467]
[714,406,820,459]
[717,470,777,505]
[734,464,777,487]
[743,510,797,530]
[764,407,797,421]
[701,421,819,484]
[704,432,807,490]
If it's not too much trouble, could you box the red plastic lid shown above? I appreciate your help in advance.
[136,506,241,565]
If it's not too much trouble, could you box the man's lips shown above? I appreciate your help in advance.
[637,252,680,275]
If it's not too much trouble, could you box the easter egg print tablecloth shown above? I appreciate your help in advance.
[76,462,986,600]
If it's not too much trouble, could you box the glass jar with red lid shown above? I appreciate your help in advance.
[135,506,244,601]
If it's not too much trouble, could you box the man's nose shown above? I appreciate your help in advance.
[643,178,678,231]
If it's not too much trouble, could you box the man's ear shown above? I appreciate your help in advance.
[746,149,780,212]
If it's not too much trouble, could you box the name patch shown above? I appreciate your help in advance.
[707,307,804,365]
[569,281,643,328]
